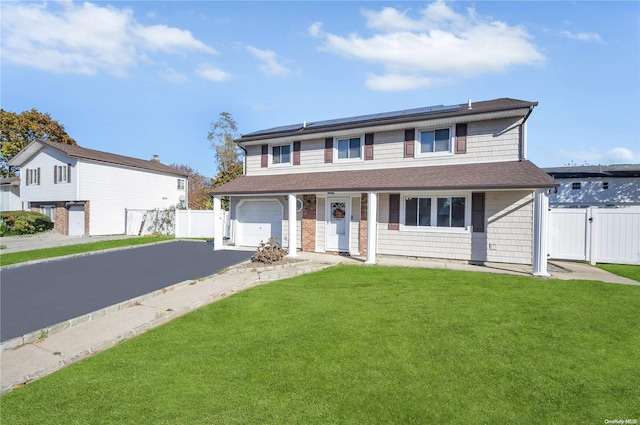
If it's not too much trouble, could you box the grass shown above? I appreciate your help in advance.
[2,266,639,424]
[596,263,640,282]
[0,236,174,266]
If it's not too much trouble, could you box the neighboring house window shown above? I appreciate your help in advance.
[336,136,362,160]
[572,182,581,190]
[40,205,55,221]
[403,195,466,229]
[177,179,185,190]
[602,182,609,189]
[418,128,452,155]
[55,165,68,183]
[272,144,291,165]
[26,168,40,185]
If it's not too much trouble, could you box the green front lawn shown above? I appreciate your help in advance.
[2,266,638,424]
[597,263,640,282]
[0,236,174,266]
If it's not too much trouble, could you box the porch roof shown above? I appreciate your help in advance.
[210,160,558,196]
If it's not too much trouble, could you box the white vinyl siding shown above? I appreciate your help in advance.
[19,148,77,201]
[79,160,185,235]
[244,117,522,176]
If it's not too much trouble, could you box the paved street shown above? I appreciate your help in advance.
[0,241,251,341]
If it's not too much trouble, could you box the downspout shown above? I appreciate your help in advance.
[236,141,247,176]
[519,106,534,161]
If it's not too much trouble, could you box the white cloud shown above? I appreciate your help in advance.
[560,30,602,42]
[197,64,231,82]
[160,68,189,83]
[1,1,215,76]
[559,147,640,165]
[311,1,545,91]
[246,45,291,77]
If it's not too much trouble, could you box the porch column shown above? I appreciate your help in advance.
[365,191,377,264]
[213,195,223,251]
[287,194,298,257]
[532,189,550,276]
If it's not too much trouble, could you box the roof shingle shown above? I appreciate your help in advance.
[211,160,557,195]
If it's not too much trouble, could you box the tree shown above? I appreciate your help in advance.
[207,112,244,210]
[1,109,77,177]
[207,112,241,172]
[169,164,212,210]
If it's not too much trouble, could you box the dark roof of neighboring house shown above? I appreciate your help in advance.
[0,176,20,186]
[237,98,537,143]
[543,164,640,178]
[9,139,188,177]
[211,160,557,195]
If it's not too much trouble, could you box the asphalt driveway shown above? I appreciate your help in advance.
[0,241,251,342]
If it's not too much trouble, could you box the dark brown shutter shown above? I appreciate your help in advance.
[364,133,374,161]
[37,167,41,185]
[26,169,29,186]
[388,194,400,230]
[404,129,415,158]
[455,123,467,154]
[54,166,58,184]
[472,192,485,233]
[324,138,333,163]
[293,141,301,165]
[67,164,72,183]
[261,144,268,168]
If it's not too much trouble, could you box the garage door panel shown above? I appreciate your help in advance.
[237,201,282,247]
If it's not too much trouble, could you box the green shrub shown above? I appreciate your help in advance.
[0,211,53,235]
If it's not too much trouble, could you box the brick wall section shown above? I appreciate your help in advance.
[301,194,316,251]
[84,201,90,235]
[359,193,367,256]
[55,202,68,235]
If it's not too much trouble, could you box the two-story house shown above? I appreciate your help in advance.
[210,98,558,274]
[8,139,188,236]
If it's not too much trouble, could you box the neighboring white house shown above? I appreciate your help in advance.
[544,164,640,208]
[7,139,188,236]
[211,98,558,273]
[0,176,21,212]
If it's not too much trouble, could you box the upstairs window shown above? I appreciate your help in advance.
[336,137,362,160]
[272,144,291,165]
[419,128,451,154]
[26,168,40,185]
[55,165,68,183]
[177,179,185,190]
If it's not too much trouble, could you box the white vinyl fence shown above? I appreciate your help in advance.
[548,206,640,265]
[126,208,230,239]
[175,209,229,239]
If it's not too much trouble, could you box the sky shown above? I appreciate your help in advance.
[2,0,639,178]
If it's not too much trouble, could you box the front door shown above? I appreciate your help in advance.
[326,198,349,252]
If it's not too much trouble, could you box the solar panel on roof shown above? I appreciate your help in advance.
[242,103,462,137]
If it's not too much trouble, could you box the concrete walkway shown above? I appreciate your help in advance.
[1,243,636,394]
[0,232,136,254]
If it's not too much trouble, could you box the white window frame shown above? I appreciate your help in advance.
[177,178,185,190]
[334,135,364,162]
[399,192,471,233]
[40,205,55,221]
[56,165,68,183]
[27,168,40,185]
[415,126,454,158]
[269,143,293,167]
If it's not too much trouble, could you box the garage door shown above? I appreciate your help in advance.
[237,200,282,247]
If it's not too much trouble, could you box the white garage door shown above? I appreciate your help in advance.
[237,200,282,247]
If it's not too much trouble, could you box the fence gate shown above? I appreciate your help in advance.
[548,207,640,265]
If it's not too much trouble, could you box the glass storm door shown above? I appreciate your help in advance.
[326,199,349,251]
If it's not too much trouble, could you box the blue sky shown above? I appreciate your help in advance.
[2,1,639,177]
